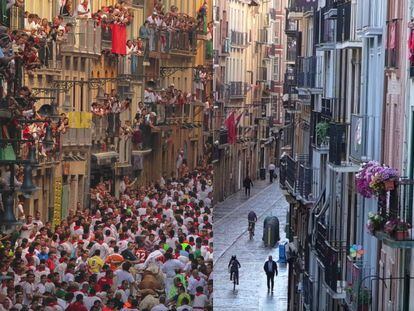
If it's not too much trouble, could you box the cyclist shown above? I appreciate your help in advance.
[228,255,241,285]
[248,210,258,235]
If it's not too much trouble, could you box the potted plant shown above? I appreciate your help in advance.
[366,212,384,234]
[394,220,411,240]
[357,287,371,311]
[355,162,399,198]
[315,121,329,146]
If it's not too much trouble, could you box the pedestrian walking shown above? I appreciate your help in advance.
[263,255,278,293]
[268,162,276,183]
[243,175,253,196]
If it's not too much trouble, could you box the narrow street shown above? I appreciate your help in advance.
[213,179,289,311]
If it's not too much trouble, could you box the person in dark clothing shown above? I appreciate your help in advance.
[248,210,258,233]
[228,255,241,285]
[263,255,278,292]
[243,176,253,196]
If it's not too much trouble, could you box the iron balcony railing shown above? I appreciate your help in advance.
[37,41,62,70]
[285,15,299,35]
[349,114,367,162]
[117,55,143,79]
[222,38,230,54]
[373,180,414,247]
[328,122,347,166]
[101,26,112,51]
[297,56,317,88]
[288,0,318,12]
[385,19,400,68]
[279,160,287,189]
[285,155,297,191]
[336,1,351,42]
[345,257,375,310]
[213,49,219,65]
[230,30,248,46]
[303,272,314,309]
[61,18,102,55]
[229,81,245,98]
[315,222,347,294]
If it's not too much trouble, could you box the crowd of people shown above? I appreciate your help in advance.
[91,90,131,117]
[0,165,214,310]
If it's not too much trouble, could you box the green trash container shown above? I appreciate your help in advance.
[262,216,280,247]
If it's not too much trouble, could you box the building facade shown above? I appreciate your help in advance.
[213,0,286,202]
[3,0,211,225]
[282,0,414,310]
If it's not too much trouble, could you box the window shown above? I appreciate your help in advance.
[274,20,280,44]
[273,56,280,82]
[275,0,282,12]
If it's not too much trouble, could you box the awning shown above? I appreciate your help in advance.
[91,151,119,166]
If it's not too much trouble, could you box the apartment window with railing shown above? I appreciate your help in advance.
[273,56,280,82]
[386,19,399,68]
[274,20,281,45]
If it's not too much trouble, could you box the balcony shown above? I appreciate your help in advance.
[101,26,112,51]
[265,44,276,58]
[336,1,351,43]
[385,20,400,68]
[229,81,245,99]
[257,67,268,81]
[345,257,375,310]
[373,180,414,248]
[213,49,219,66]
[315,222,347,297]
[169,30,197,55]
[257,28,268,44]
[286,36,299,62]
[282,154,317,201]
[285,17,299,36]
[297,163,317,202]
[230,31,248,47]
[297,56,319,89]
[321,98,333,119]
[284,71,297,94]
[221,38,230,54]
[36,41,62,73]
[303,272,314,309]
[61,128,92,146]
[288,0,318,13]
[349,114,367,162]
[356,0,384,36]
[61,19,102,56]
[285,154,297,191]
[312,111,330,151]
[117,55,143,80]
[328,122,347,166]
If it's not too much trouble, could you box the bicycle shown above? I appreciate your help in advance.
[230,269,239,291]
[248,221,255,240]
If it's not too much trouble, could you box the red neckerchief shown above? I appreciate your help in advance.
[195,276,200,281]
[196,292,202,296]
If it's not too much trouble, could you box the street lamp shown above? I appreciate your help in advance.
[0,193,21,233]
[42,125,54,152]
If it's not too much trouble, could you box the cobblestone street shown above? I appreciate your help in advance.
[213,179,289,311]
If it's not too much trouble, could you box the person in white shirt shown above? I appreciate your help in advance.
[268,162,276,183]
[192,286,209,310]
[20,215,34,240]
[162,253,185,295]
[76,0,91,18]
[187,270,206,296]
[114,262,135,287]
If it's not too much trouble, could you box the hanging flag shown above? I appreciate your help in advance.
[225,111,236,144]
